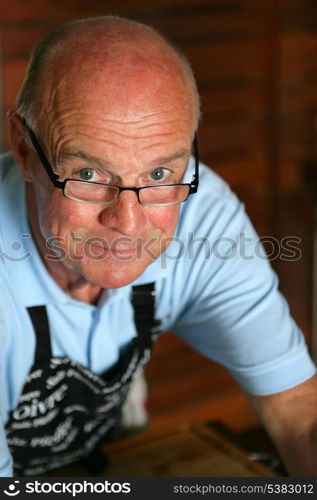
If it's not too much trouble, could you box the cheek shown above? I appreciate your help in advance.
[42,196,95,236]
[147,206,179,233]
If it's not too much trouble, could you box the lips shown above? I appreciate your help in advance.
[88,240,140,260]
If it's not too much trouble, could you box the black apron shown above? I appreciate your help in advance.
[5,283,160,476]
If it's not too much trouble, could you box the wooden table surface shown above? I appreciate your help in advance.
[53,421,277,477]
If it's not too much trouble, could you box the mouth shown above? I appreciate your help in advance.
[88,240,140,260]
[70,230,160,262]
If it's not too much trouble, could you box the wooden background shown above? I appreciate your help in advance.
[1,0,316,433]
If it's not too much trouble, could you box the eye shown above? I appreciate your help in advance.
[149,167,170,182]
[77,168,95,181]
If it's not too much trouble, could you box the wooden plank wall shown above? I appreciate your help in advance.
[0,1,274,239]
[274,0,317,342]
[1,0,317,431]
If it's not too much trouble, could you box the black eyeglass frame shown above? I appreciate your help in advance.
[25,122,199,206]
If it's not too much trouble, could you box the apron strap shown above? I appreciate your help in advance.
[26,283,160,363]
[27,305,52,364]
[131,283,161,351]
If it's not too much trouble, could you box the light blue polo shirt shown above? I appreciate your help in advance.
[0,152,316,476]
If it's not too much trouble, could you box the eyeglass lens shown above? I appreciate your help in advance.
[64,180,190,205]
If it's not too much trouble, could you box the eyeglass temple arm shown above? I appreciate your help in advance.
[190,134,199,193]
[25,124,65,188]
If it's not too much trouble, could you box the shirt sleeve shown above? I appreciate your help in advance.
[168,169,316,395]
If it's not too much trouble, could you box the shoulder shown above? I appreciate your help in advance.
[188,161,237,208]
[0,153,21,348]
[0,152,17,183]
[154,162,253,322]
[177,162,244,238]
[0,261,17,342]
[0,152,23,224]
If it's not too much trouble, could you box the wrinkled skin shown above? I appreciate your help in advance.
[9,20,196,302]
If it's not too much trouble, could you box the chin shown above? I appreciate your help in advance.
[78,258,150,289]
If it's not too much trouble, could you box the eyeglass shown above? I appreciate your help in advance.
[25,122,199,207]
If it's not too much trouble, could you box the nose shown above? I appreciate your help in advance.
[99,189,146,236]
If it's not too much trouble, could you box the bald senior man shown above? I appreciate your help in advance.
[1,16,317,477]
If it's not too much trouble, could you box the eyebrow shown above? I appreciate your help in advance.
[57,151,109,170]
[57,148,190,171]
[149,149,190,167]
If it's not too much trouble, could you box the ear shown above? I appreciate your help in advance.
[7,111,34,182]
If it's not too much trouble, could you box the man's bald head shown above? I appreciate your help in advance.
[17,16,200,133]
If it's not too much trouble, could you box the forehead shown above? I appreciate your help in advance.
[38,43,196,139]
[38,83,194,167]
